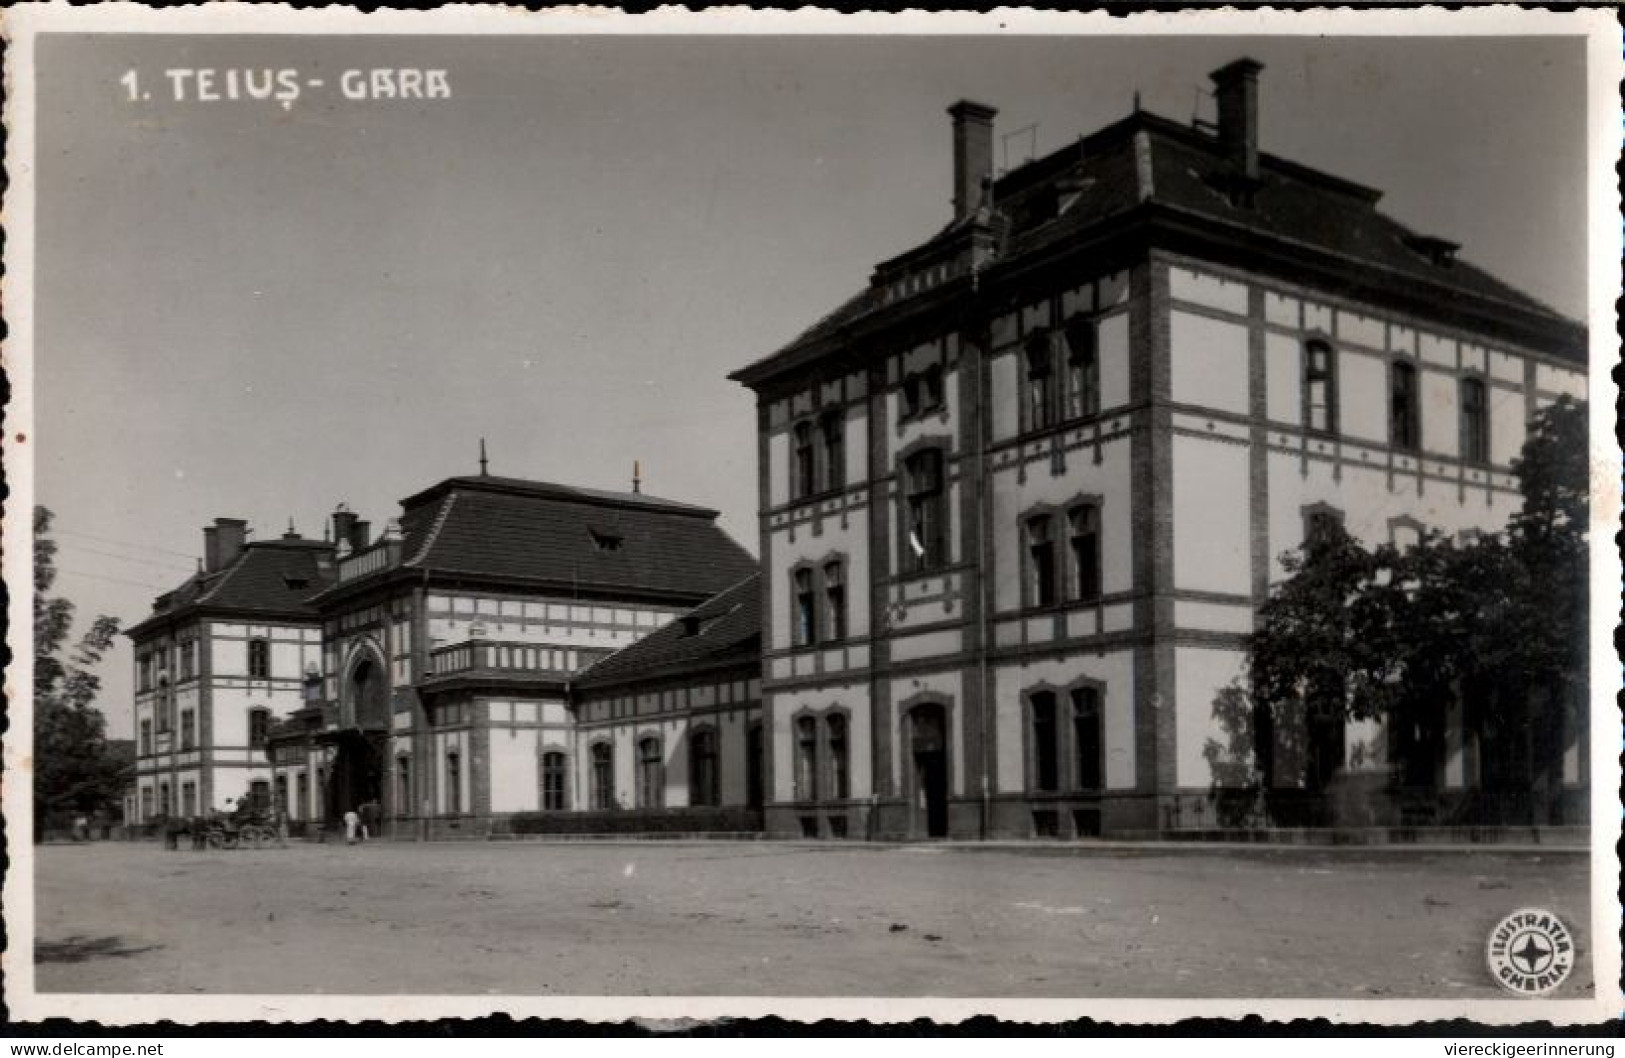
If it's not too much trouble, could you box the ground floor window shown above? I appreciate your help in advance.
[273,775,289,816]
[1072,687,1103,792]
[590,742,614,810]
[249,779,271,816]
[396,756,411,816]
[159,783,172,818]
[689,730,719,807]
[542,751,568,811]
[637,737,664,809]
[141,787,154,821]
[1031,691,1060,792]
[794,716,819,801]
[181,781,196,818]
[296,772,309,820]
[446,750,462,814]
[826,713,850,801]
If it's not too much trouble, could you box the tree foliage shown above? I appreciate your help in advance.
[1205,397,1589,824]
[34,506,128,833]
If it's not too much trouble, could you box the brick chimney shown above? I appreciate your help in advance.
[330,504,357,552]
[203,517,248,572]
[1210,58,1263,180]
[949,99,998,221]
[351,520,372,551]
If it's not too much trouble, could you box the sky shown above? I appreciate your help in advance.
[29,32,1589,738]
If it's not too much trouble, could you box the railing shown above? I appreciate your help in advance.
[336,541,400,583]
[427,640,613,678]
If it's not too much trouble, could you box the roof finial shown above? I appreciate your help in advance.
[479,437,489,477]
[1133,89,1142,113]
[632,459,642,494]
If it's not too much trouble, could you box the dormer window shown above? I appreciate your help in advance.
[589,528,624,552]
[282,574,310,590]
[1403,234,1459,268]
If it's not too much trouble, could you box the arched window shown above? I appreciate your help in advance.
[903,448,946,573]
[792,568,816,647]
[1303,339,1337,435]
[637,736,664,809]
[1031,691,1060,792]
[542,751,568,811]
[1025,334,1056,430]
[792,421,815,500]
[826,714,850,801]
[247,707,271,750]
[1026,513,1058,607]
[395,755,412,817]
[820,410,846,492]
[689,730,720,808]
[445,750,462,814]
[1390,361,1419,451]
[823,560,847,641]
[590,742,615,810]
[794,716,819,801]
[1071,687,1103,791]
[1064,317,1100,419]
[1460,377,1489,463]
[1068,503,1102,601]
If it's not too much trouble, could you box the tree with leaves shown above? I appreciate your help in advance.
[34,505,128,838]
[1206,396,1588,826]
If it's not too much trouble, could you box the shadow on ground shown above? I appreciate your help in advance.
[36,935,161,964]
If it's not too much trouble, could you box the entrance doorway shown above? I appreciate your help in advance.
[908,703,949,838]
[746,723,765,811]
[325,730,384,823]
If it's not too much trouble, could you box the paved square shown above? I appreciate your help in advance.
[32,841,1592,998]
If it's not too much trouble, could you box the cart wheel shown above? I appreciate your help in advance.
[206,831,225,850]
[248,828,270,849]
[221,833,240,850]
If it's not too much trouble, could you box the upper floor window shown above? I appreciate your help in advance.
[793,568,817,648]
[179,640,197,681]
[138,654,154,692]
[1303,340,1338,435]
[1390,361,1420,452]
[902,364,945,420]
[903,449,947,574]
[791,421,816,501]
[1026,515,1058,607]
[248,707,271,750]
[820,410,846,492]
[180,709,196,751]
[1460,377,1489,463]
[139,719,152,757]
[247,638,271,679]
[1303,503,1346,545]
[823,561,847,642]
[1025,335,1057,431]
[1069,503,1102,602]
[1063,318,1100,420]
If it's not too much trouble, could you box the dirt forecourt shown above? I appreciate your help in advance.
[32,839,1591,998]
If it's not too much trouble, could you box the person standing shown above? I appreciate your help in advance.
[359,798,379,842]
[343,807,360,845]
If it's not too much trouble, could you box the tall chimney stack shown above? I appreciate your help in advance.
[204,517,248,572]
[1210,59,1263,180]
[331,504,357,553]
[948,100,998,221]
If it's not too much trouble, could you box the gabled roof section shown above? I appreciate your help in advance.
[384,475,757,601]
[573,573,761,689]
[127,538,335,640]
[731,105,1582,388]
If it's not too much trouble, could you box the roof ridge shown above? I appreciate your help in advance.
[404,491,458,567]
[193,548,250,605]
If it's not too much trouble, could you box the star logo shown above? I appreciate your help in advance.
[1510,932,1553,975]
[1486,908,1574,997]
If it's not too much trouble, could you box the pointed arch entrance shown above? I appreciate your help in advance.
[321,648,389,824]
